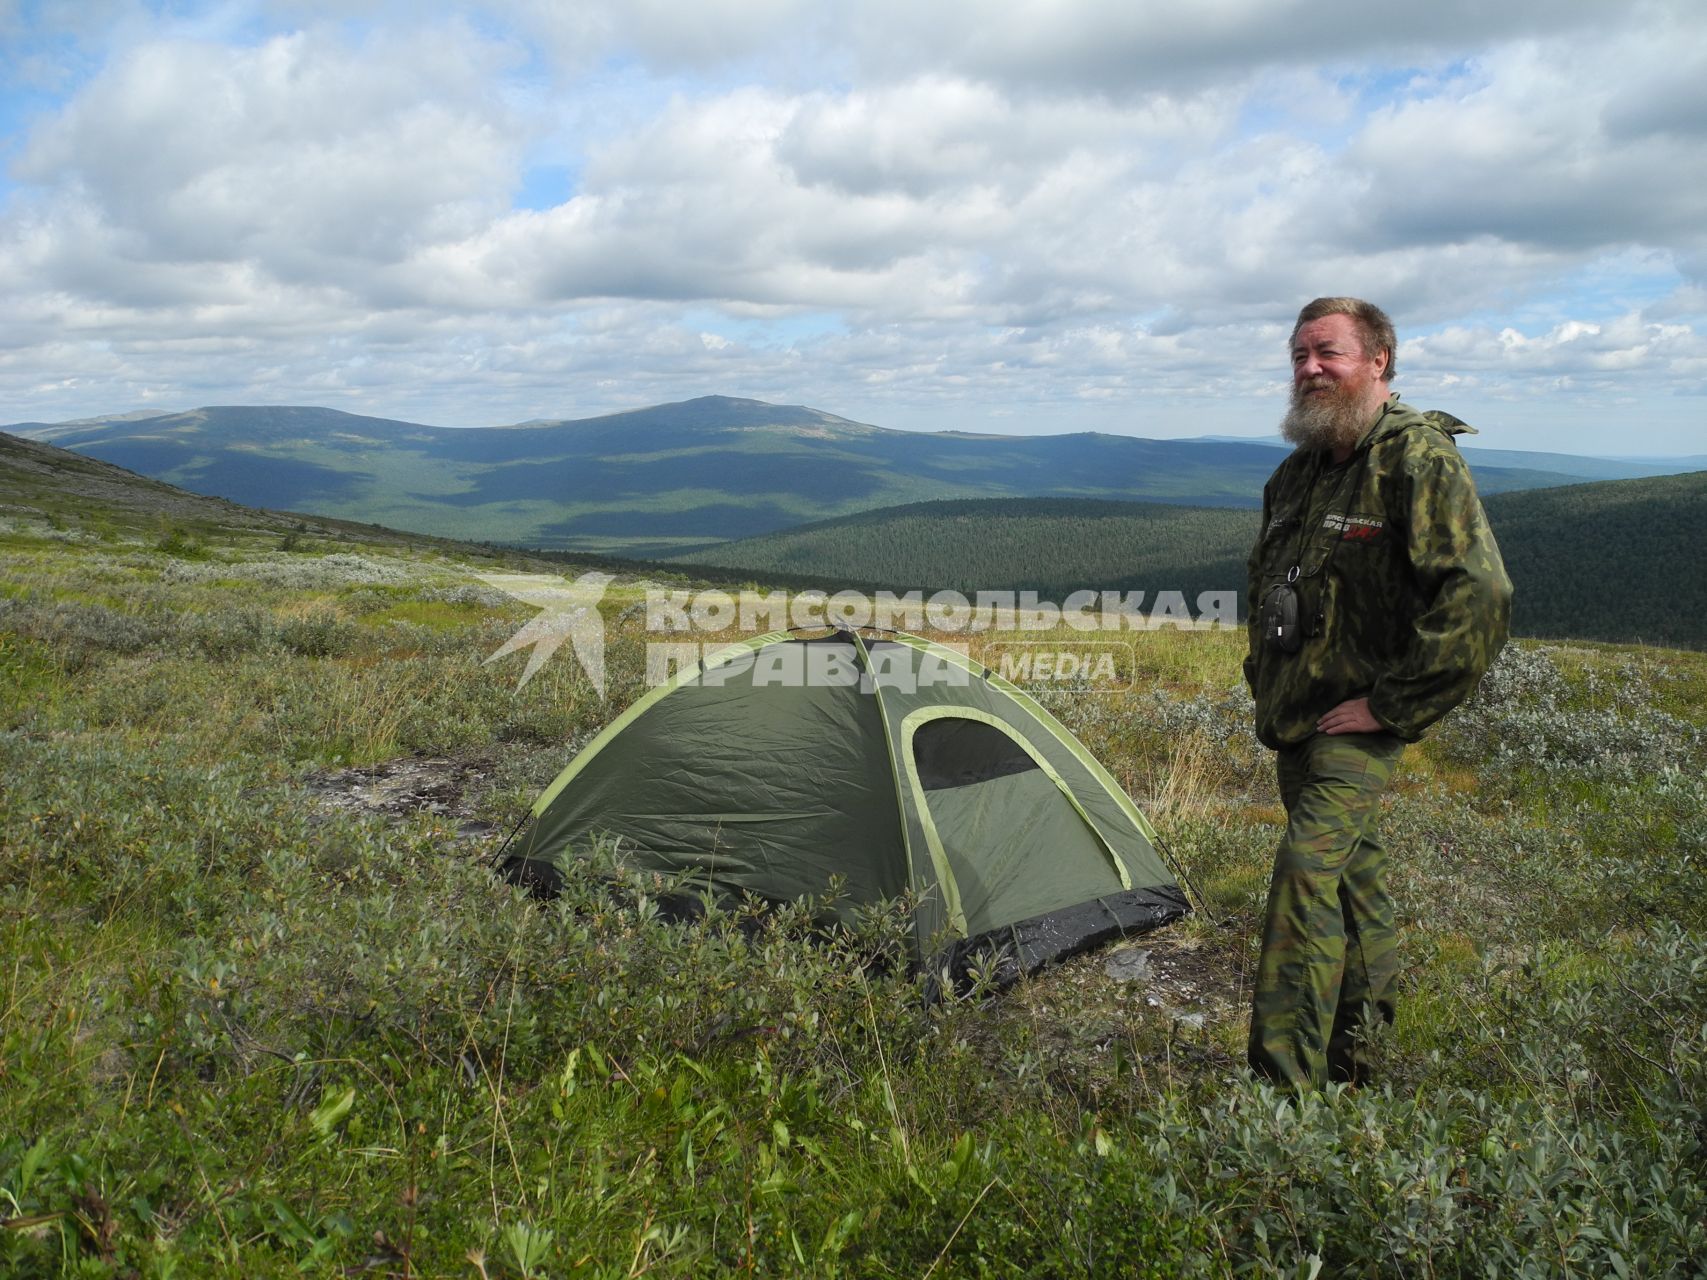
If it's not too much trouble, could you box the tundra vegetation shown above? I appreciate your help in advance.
[2,496,1704,1277]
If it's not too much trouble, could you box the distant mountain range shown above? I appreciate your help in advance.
[9,396,1694,554]
[1184,434,1699,480]
[6,424,1702,650]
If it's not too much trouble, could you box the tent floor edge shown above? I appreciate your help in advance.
[935,884,1191,994]
[498,854,564,899]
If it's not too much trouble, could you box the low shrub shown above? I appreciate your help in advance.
[4,534,1704,1276]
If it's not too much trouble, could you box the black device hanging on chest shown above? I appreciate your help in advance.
[1261,444,1374,655]
[1262,568,1303,653]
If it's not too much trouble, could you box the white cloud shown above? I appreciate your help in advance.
[1411,314,1707,389]
[836,0,1626,95]
[1338,31,1707,262]
[12,23,523,298]
[499,0,811,71]
[1,1,1704,453]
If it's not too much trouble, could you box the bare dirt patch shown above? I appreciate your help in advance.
[1023,924,1252,1035]
[302,754,501,842]
[950,920,1256,1100]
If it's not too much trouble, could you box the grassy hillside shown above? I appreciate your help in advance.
[3,441,1705,1274]
[10,397,1606,554]
[0,428,522,564]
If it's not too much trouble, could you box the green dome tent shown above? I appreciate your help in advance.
[502,629,1188,976]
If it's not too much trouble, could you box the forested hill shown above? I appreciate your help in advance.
[1481,470,1707,650]
[667,497,1257,601]
[665,473,1707,649]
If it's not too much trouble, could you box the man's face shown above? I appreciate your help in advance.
[1281,314,1389,453]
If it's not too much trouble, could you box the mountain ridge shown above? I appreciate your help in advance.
[9,395,1687,554]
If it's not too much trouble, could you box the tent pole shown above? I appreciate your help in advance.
[486,807,533,867]
[1150,832,1217,927]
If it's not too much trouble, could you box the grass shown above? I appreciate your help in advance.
[1,510,1704,1276]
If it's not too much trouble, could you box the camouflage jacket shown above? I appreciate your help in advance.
[1243,397,1513,748]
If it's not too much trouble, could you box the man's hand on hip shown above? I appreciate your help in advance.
[1318,697,1384,735]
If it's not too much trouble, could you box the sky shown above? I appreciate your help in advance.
[2,0,1705,455]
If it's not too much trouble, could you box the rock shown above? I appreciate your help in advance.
[1104,947,1153,982]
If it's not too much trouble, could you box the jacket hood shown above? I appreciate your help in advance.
[1355,397,1477,456]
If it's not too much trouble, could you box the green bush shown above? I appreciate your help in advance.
[4,521,1705,1275]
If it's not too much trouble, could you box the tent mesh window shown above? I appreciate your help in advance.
[912,717,1037,789]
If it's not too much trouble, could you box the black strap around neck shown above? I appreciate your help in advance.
[1288,443,1373,581]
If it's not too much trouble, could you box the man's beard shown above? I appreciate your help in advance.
[1281,378,1372,453]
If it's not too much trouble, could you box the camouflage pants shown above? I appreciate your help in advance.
[1247,731,1406,1091]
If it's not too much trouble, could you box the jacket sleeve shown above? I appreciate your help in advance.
[1367,444,1513,739]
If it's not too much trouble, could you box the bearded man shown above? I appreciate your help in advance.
[1243,296,1512,1091]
